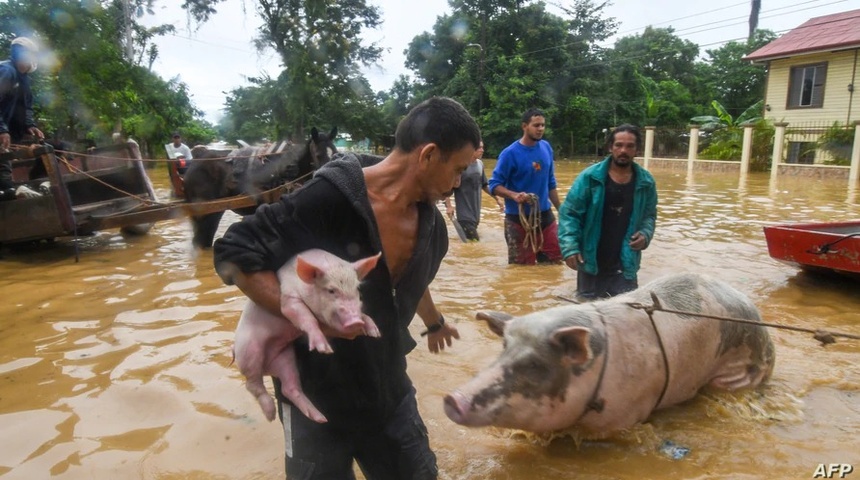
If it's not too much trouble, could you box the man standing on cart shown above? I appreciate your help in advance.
[0,37,44,201]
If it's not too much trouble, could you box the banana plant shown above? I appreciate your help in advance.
[691,100,763,131]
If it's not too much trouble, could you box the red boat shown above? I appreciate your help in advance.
[763,221,860,278]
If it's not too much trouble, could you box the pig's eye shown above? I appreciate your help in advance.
[327,288,336,294]
[520,359,548,378]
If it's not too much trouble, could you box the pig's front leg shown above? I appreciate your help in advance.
[269,345,328,423]
[361,314,381,338]
[281,295,332,353]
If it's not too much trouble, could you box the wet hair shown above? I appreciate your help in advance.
[521,108,546,125]
[606,124,642,150]
[394,97,481,157]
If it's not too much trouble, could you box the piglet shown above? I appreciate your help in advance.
[234,249,381,423]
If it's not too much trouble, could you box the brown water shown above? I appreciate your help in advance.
[1,163,858,479]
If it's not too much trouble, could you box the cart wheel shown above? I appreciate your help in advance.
[121,223,153,236]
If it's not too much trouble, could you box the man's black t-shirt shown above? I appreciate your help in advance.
[597,172,635,272]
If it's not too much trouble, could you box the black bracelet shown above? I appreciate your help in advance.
[420,314,445,337]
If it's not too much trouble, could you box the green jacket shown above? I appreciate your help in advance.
[558,157,657,279]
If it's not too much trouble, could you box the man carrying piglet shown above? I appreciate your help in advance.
[214,96,482,479]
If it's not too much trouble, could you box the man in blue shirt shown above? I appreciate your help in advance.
[488,108,563,264]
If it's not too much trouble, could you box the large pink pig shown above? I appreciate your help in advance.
[234,249,381,423]
[445,273,775,435]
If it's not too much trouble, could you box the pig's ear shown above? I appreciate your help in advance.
[295,255,323,284]
[550,326,592,366]
[353,252,382,280]
[476,311,514,338]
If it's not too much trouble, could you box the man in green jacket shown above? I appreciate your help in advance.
[558,124,657,299]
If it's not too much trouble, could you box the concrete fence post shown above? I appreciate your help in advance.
[644,126,655,169]
[740,125,754,177]
[771,122,788,183]
[687,125,699,176]
[850,121,860,186]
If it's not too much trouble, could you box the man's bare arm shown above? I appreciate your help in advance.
[233,270,282,316]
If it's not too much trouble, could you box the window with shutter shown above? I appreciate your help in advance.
[787,63,827,108]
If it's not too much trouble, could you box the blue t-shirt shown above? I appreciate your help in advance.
[488,139,557,215]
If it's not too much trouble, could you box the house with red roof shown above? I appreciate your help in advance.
[745,9,860,164]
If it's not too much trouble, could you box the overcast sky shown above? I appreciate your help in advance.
[142,0,854,123]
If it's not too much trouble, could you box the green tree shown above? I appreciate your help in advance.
[0,0,214,158]
[605,27,701,127]
[480,51,556,148]
[219,74,282,143]
[405,0,616,155]
[251,0,383,138]
[700,30,776,118]
[611,27,699,84]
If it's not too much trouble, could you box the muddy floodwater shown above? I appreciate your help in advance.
[1,161,858,479]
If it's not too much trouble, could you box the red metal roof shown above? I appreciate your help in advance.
[744,9,860,62]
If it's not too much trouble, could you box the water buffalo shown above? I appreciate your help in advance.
[183,127,337,248]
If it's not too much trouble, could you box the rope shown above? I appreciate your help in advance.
[555,292,860,346]
[13,145,314,224]
[628,291,860,346]
[62,155,314,205]
[58,157,163,206]
[806,232,860,255]
[574,311,609,421]
[518,193,543,254]
[55,140,302,164]
[646,303,671,411]
[56,148,237,163]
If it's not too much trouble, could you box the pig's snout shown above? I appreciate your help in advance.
[339,315,365,330]
[335,303,365,325]
[444,390,478,426]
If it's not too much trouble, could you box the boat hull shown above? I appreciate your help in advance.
[763,221,860,278]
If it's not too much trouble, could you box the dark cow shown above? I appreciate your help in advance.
[183,127,337,248]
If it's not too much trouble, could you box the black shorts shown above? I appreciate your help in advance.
[279,386,438,480]
[576,269,637,300]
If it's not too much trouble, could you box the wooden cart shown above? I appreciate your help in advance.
[1,142,286,245]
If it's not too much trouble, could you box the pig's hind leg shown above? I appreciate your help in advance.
[269,345,328,423]
[708,352,769,391]
[235,341,278,421]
